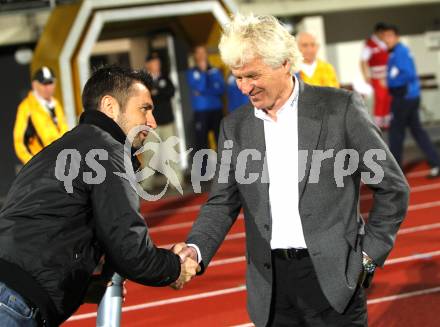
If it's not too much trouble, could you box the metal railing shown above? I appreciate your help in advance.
[96,274,124,327]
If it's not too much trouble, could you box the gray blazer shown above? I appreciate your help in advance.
[187,81,409,327]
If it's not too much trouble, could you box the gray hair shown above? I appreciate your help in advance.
[219,13,302,74]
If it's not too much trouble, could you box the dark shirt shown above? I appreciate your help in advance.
[151,75,175,125]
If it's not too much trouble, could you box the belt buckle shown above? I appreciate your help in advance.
[279,249,288,260]
[287,249,297,260]
[279,249,293,260]
[30,307,46,326]
[277,249,288,260]
[31,307,39,319]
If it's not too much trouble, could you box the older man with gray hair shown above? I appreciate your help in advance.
[176,13,409,326]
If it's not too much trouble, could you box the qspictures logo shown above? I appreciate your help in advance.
[115,126,191,201]
[55,126,387,201]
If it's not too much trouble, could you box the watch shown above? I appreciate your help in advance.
[363,256,376,274]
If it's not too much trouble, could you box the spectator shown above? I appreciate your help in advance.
[141,52,183,191]
[13,66,69,164]
[383,24,440,178]
[297,32,340,88]
[226,73,249,112]
[360,23,392,129]
[186,45,225,151]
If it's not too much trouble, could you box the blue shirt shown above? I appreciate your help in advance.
[387,42,420,99]
[226,75,249,112]
[186,66,225,112]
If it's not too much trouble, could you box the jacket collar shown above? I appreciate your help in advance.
[79,110,126,145]
[79,110,141,170]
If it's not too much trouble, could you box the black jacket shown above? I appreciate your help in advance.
[151,75,175,125]
[0,111,181,326]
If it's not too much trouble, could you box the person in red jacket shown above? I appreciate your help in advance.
[360,23,391,130]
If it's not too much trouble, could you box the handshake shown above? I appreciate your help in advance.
[170,243,200,290]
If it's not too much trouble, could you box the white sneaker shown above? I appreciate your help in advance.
[428,166,440,179]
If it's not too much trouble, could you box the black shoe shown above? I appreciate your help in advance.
[427,167,440,179]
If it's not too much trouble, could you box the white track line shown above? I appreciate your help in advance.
[406,169,430,178]
[385,250,440,265]
[150,214,244,233]
[68,282,440,323]
[230,285,440,327]
[143,169,432,219]
[150,221,194,233]
[361,199,440,216]
[210,256,246,267]
[160,232,246,249]
[68,250,440,322]
[360,182,440,200]
[148,195,440,235]
[146,204,202,219]
[407,200,440,211]
[367,286,440,304]
[398,222,440,234]
[67,285,247,322]
[208,249,440,270]
[157,221,440,249]
[150,199,440,235]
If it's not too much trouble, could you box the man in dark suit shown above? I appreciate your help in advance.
[175,14,409,326]
[140,52,184,191]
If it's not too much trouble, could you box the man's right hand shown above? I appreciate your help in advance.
[170,243,200,290]
[172,243,198,263]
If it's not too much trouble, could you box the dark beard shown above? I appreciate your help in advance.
[132,135,144,150]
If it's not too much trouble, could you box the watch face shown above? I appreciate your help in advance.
[364,261,376,273]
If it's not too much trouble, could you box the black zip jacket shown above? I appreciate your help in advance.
[0,111,181,326]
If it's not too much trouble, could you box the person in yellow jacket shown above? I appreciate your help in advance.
[14,66,69,164]
[297,31,340,88]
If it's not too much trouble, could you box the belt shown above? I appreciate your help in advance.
[272,248,309,260]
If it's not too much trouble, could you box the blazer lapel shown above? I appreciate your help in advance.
[297,81,324,200]
[240,105,270,209]
[245,106,268,183]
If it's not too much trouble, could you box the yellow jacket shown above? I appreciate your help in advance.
[13,91,68,164]
[300,59,340,88]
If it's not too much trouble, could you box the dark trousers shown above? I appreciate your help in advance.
[193,110,223,151]
[267,252,367,327]
[193,110,223,176]
[389,97,440,167]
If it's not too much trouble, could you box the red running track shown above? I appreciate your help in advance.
[64,162,440,327]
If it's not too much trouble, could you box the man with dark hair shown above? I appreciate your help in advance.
[382,24,440,178]
[0,66,199,326]
[360,23,391,129]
